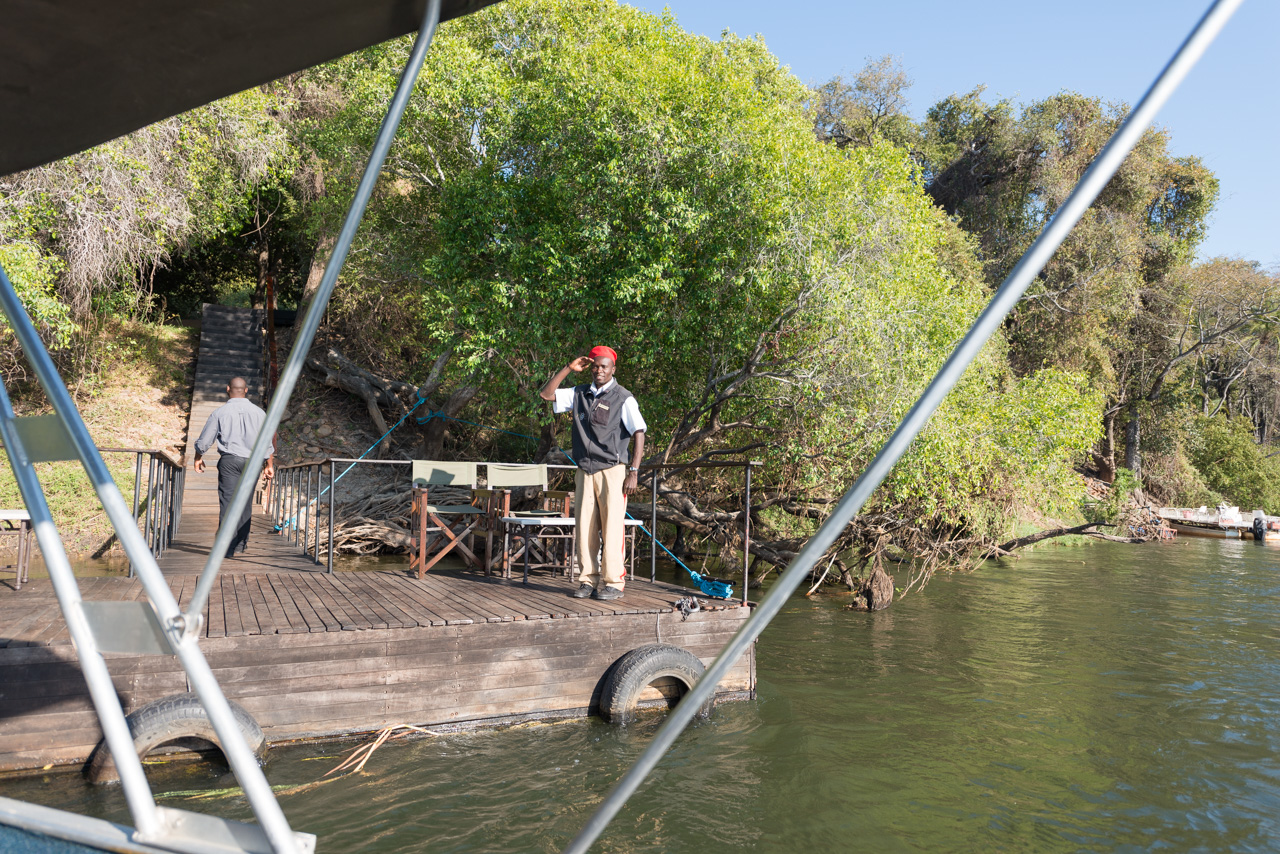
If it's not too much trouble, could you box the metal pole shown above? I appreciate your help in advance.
[175,464,184,540]
[298,468,306,550]
[0,282,304,852]
[301,466,310,553]
[314,464,322,564]
[272,465,282,528]
[562,2,1244,849]
[742,463,751,607]
[157,463,168,558]
[130,453,141,578]
[307,464,314,560]
[162,463,172,554]
[294,468,301,545]
[328,459,335,574]
[0,384,163,837]
[296,467,303,547]
[283,469,291,543]
[145,455,157,556]
[168,463,177,548]
[185,0,444,621]
[650,469,658,583]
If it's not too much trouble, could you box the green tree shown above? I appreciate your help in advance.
[1187,414,1280,511]
[0,88,294,321]
[812,55,917,151]
[298,0,1101,570]
[918,89,1220,487]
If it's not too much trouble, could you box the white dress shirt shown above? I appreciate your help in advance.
[552,379,647,434]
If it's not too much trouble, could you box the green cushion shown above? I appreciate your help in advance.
[411,460,477,488]
[487,463,548,490]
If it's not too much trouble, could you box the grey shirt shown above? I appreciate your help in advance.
[194,397,273,459]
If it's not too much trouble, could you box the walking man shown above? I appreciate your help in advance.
[193,377,274,557]
[540,346,646,600]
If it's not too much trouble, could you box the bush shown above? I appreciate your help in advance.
[1187,415,1280,512]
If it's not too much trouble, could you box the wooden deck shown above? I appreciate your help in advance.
[0,303,755,774]
[0,541,754,773]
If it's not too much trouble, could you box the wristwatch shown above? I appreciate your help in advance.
[628,466,639,472]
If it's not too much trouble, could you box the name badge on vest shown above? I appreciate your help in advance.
[598,404,610,411]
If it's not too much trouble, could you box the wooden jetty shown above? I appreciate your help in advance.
[0,556,753,773]
[0,304,754,774]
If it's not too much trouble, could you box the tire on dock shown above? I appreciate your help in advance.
[599,644,713,725]
[86,692,266,784]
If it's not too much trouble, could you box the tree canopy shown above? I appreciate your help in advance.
[1,0,1276,580]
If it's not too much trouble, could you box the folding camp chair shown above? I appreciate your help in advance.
[487,463,575,581]
[409,460,486,578]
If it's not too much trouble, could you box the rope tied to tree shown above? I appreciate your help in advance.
[273,393,429,531]
[278,405,732,598]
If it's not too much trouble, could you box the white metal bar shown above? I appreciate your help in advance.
[185,0,445,619]
[563,0,1247,850]
[0,380,162,838]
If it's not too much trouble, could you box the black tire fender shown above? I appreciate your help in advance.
[86,692,266,784]
[599,644,713,725]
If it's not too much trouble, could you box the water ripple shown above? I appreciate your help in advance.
[7,538,1280,852]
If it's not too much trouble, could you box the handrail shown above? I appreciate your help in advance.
[562,0,1245,850]
[99,446,186,464]
[274,458,579,470]
[99,448,185,568]
[269,456,760,598]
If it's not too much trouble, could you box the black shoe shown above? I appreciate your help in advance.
[571,583,595,599]
[595,586,624,601]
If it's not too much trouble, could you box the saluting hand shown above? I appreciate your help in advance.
[568,355,593,372]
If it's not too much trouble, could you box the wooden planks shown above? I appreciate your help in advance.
[0,567,744,641]
[0,568,755,773]
[0,306,756,773]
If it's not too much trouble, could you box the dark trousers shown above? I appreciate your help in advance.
[217,454,254,556]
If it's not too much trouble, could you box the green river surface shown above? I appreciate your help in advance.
[6,536,1280,852]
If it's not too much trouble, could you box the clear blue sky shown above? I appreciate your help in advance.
[627,0,1277,268]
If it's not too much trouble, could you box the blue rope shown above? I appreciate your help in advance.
[625,517,733,599]
[424,412,731,597]
[278,405,733,598]
[274,393,429,531]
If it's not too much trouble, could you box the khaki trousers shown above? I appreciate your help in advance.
[574,464,627,590]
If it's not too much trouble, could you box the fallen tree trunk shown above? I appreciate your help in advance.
[306,346,413,456]
[992,522,1105,554]
[1083,530,1150,544]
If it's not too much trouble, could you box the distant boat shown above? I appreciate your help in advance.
[1160,506,1280,541]
[1168,522,1243,539]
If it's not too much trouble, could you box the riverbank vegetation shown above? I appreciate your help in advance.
[2,0,1277,595]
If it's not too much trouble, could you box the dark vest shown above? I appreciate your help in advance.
[570,382,636,474]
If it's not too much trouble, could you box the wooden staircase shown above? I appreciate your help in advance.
[159,304,317,573]
[181,303,266,515]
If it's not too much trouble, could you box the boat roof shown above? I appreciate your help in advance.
[0,0,501,177]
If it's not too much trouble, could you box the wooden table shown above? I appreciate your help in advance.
[499,516,641,584]
[0,510,33,590]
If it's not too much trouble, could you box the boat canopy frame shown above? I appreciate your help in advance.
[562,0,1246,850]
[0,0,447,851]
[0,0,1247,852]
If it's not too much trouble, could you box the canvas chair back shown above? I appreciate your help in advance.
[486,463,548,491]
[411,460,477,489]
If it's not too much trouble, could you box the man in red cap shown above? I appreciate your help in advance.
[539,346,646,600]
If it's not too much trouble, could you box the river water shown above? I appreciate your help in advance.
[7,537,1280,852]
